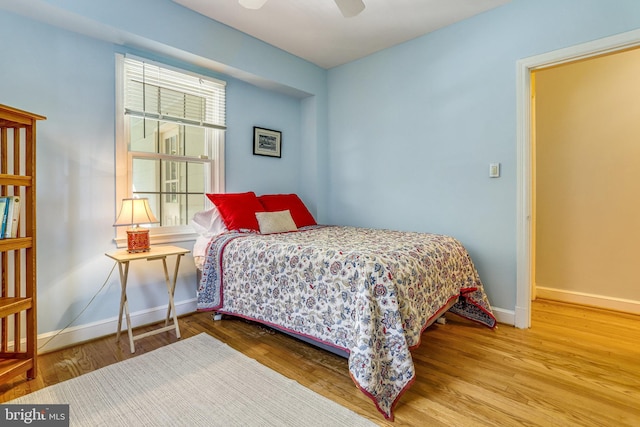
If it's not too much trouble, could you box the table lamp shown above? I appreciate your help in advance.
[114,198,159,253]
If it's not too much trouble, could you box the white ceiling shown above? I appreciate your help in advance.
[173,0,511,69]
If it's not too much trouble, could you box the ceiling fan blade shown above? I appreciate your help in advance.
[334,0,365,18]
[238,0,268,10]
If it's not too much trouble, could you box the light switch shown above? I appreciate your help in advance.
[489,163,500,178]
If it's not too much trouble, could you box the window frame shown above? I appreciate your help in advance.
[114,54,225,247]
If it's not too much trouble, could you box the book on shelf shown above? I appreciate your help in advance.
[4,196,20,238]
[0,197,9,239]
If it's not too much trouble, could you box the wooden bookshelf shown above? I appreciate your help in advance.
[0,104,45,384]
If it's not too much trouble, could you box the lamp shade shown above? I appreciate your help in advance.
[114,198,159,227]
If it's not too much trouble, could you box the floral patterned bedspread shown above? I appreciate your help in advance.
[197,226,496,420]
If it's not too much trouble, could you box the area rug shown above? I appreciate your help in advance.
[8,333,376,426]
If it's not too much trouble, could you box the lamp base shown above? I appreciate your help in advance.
[126,228,151,253]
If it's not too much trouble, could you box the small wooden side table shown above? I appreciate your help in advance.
[105,245,190,353]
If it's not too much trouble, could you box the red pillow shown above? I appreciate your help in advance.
[258,194,317,228]
[206,192,265,231]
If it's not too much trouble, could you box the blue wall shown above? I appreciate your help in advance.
[226,81,303,194]
[2,0,640,345]
[0,0,325,345]
[327,0,640,310]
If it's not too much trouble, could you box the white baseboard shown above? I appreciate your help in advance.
[491,307,515,326]
[37,298,198,353]
[37,300,516,352]
[536,287,640,315]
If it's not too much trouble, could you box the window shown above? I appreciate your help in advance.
[115,54,226,245]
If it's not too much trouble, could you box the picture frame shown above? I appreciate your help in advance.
[253,127,282,158]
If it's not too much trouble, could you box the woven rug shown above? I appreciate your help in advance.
[8,333,376,426]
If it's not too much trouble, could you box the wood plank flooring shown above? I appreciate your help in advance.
[1,299,638,426]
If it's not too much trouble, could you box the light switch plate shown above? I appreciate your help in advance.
[489,163,500,178]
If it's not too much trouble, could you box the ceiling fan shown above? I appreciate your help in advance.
[238,0,366,18]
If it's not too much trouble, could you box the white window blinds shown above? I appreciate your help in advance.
[123,57,226,130]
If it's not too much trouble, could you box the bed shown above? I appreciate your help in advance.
[193,192,496,420]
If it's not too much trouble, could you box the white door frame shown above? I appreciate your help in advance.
[515,29,640,329]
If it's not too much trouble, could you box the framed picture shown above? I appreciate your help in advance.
[253,127,282,158]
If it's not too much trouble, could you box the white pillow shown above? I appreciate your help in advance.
[191,206,228,236]
[255,210,298,234]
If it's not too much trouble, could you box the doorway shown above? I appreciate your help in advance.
[515,28,640,328]
[532,49,640,314]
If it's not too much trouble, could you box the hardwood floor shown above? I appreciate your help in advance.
[1,299,638,426]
